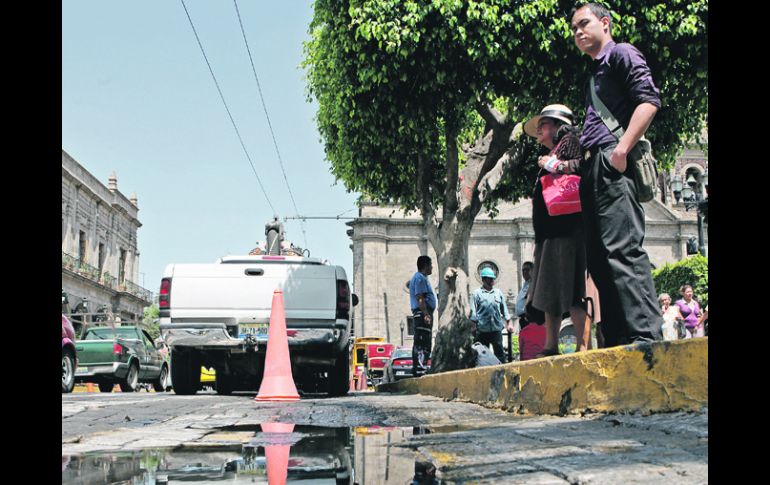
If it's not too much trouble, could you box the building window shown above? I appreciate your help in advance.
[98,243,105,274]
[119,249,127,284]
[78,231,87,264]
[684,167,705,198]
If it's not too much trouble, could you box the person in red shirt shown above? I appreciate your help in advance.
[518,320,546,361]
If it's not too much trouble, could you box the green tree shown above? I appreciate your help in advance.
[143,304,161,340]
[652,255,708,308]
[304,0,707,372]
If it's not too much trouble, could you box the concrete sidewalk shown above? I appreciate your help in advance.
[377,338,707,416]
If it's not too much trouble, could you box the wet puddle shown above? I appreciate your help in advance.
[62,424,441,484]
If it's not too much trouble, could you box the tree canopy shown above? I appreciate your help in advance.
[304,0,708,208]
[305,0,707,371]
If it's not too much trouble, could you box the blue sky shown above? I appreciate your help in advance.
[63,1,360,294]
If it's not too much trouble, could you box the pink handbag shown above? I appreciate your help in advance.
[540,173,582,216]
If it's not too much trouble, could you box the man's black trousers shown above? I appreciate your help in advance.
[580,144,663,346]
[412,311,433,376]
[476,331,506,363]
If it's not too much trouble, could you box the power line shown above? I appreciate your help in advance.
[284,216,355,221]
[233,0,307,249]
[179,0,277,216]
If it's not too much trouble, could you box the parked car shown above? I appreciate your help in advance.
[383,347,413,383]
[62,314,77,393]
[154,337,173,391]
[74,326,170,392]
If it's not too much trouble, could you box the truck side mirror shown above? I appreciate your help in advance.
[352,294,359,307]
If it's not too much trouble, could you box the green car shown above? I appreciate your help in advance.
[74,326,170,392]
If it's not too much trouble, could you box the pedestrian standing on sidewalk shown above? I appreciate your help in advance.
[514,262,534,330]
[569,2,663,346]
[659,293,684,341]
[518,320,547,361]
[469,268,513,363]
[675,285,703,338]
[408,255,437,376]
[699,305,708,336]
[523,104,592,357]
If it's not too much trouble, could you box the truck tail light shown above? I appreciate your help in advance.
[159,277,171,317]
[113,343,123,355]
[336,280,350,320]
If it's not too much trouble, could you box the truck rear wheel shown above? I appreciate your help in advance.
[215,366,234,395]
[119,362,139,392]
[328,351,350,397]
[153,364,169,392]
[171,350,200,395]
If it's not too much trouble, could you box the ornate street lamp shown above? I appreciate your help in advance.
[673,172,707,257]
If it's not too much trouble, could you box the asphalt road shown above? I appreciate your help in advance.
[62,390,708,484]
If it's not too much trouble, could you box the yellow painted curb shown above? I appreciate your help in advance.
[377,338,707,415]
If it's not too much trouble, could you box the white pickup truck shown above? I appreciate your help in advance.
[158,254,355,396]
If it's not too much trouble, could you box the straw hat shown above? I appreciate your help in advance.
[524,104,575,138]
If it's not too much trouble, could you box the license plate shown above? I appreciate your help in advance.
[240,323,269,340]
[76,367,88,374]
[395,371,406,376]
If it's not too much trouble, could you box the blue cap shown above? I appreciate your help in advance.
[480,267,496,279]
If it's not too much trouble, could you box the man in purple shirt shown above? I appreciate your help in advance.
[569,3,663,346]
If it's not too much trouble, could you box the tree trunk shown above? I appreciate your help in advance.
[430,216,476,373]
[423,111,525,373]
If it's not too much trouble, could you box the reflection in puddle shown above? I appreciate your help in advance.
[62,424,441,484]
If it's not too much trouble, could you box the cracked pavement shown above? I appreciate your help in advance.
[62,391,707,483]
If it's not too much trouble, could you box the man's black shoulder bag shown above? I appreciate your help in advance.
[590,76,658,203]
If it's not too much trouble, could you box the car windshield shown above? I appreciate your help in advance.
[392,349,411,359]
[84,328,138,340]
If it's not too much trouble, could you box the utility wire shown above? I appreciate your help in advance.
[179,0,277,216]
[233,0,307,249]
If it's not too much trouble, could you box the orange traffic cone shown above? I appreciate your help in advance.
[356,371,367,391]
[256,289,300,402]
[261,422,294,485]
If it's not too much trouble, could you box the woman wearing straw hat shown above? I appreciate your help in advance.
[523,104,593,357]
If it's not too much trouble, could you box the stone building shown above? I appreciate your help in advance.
[348,147,708,346]
[353,428,420,484]
[61,149,152,325]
